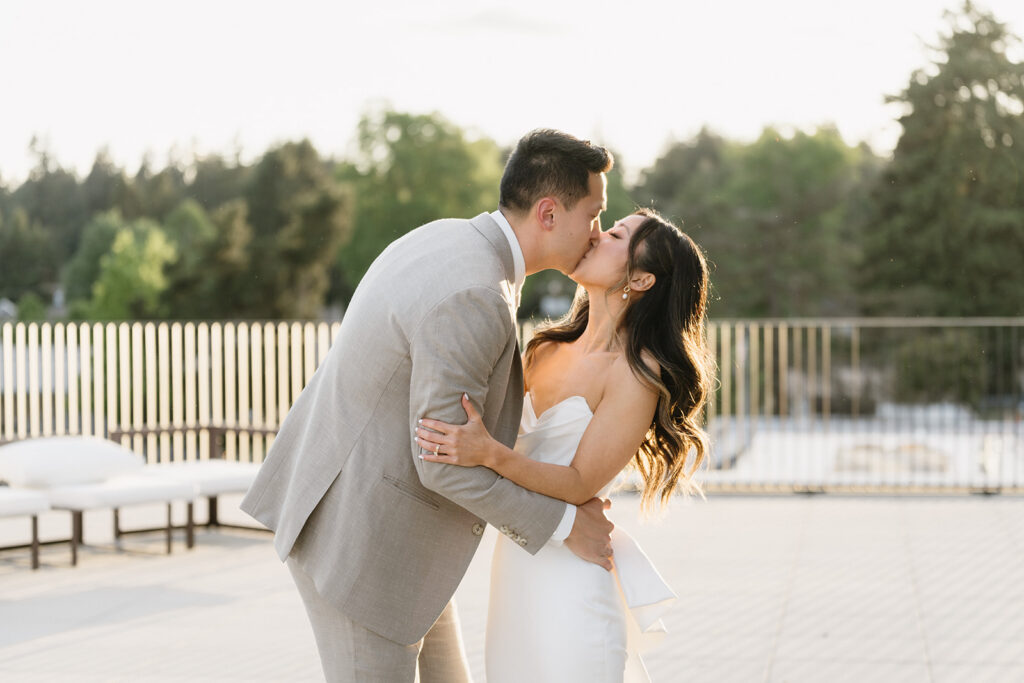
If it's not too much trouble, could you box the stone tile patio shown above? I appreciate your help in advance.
[1,493,1023,682]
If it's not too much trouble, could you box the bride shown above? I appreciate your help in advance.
[416,208,714,682]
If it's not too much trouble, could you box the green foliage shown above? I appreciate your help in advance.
[894,329,986,406]
[861,1,1024,315]
[160,199,218,316]
[635,127,879,317]
[240,140,352,317]
[63,211,125,303]
[191,154,249,212]
[0,208,56,301]
[87,221,176,319]
[12,139,86,262]
[82,150,133,219]
[15,292,47,321]
[334,109,504,299]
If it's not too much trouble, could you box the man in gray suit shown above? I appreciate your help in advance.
[241,129,616,681]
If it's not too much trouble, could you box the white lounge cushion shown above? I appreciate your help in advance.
[145,461,262,497]
[45,475,195,510]
[0,437,143,488]
[0,487,50,517]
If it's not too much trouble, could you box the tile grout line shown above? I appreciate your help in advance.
[902,500,935,683]
[762,497,809,683]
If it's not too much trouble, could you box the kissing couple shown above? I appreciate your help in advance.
[242,128,714,682]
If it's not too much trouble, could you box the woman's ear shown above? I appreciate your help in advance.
[631,272,656,292]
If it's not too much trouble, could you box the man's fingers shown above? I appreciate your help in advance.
[602,498,612,510]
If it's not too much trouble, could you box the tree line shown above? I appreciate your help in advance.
[1,2,1021,322]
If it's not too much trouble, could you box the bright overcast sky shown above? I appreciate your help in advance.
[3,0,1024,184]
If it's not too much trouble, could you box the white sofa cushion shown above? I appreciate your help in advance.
[0,437,144,488]
[45,475,195,509]
[145,461,262,496]
[0,487,51,516]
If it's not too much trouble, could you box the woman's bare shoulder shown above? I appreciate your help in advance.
[608,350,660,396]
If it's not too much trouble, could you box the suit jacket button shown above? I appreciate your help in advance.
[518,538,528,547]
[472,523,484,536]
[499,525,509,534]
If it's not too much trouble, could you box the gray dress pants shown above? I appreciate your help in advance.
[288,559,472,682]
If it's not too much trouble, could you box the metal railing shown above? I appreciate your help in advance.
[703,318,1023,492]
[2,318,1022,493]
[0,321,340,463]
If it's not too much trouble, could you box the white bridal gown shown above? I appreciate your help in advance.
[486,393,676,683]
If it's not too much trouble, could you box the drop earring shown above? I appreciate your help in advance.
[622,285,630,300]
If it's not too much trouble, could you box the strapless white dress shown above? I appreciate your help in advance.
[485,394,676,683]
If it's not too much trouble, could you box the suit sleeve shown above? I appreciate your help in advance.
[408,285,567,554]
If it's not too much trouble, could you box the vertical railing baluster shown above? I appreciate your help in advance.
[851,326,860,419]
[67,324,79,436]
[251,324,265,463]
[264,323,278,453]
[764,324,774,418]
[823,325,831,429]
[237,323,250,463]
[185,323,198,462]
[276,322,289,443]
[157,323,171,461]
[721,325,732,422]
[779,323,789,420]
[317,322,330,366]
[224,323,237,461]
[105,324,118,440]
[80,324,93,437]
[28,323,40,437]
[92,324,104,440]
[15,323,28,440]
[171,323,184,463]
[130,324,144,453]
[146,323,159,462]
[42,323,53,437]
[2,323,14,441]
[118,323,131,448]
[290,323,303,415]
[198,323,210,460]
[211,324,224,456]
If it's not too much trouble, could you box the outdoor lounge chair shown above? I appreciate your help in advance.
[144,459,262,527]
[0,487,50,569]
[0,437,195,566]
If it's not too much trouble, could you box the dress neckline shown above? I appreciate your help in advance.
[525,392,594,421]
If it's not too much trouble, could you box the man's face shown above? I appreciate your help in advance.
[552,172,607,275]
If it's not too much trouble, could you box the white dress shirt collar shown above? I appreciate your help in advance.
[490,209,526,308]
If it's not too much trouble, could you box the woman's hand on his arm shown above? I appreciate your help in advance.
[418,394,501,468]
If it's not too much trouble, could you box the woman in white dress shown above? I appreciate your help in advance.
[416,208,714,682]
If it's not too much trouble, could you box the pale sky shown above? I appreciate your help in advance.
[3,0,1024,185]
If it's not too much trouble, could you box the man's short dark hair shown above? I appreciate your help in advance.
[499,129,613,213]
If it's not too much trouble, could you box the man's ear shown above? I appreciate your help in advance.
[535,197,557,231]
[630,272,656,292]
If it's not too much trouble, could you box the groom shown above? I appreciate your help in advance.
[241,129,615,682]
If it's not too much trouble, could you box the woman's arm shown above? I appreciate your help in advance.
[417,357,658,505]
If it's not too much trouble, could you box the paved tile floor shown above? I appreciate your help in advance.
[1,493,1023,682]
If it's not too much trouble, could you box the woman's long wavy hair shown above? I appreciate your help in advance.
[525,208,715,509]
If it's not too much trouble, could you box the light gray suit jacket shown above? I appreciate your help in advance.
[241,213,567,645]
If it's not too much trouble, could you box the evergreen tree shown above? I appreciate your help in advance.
[861,2,1024,315]
[241,140,352,318]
